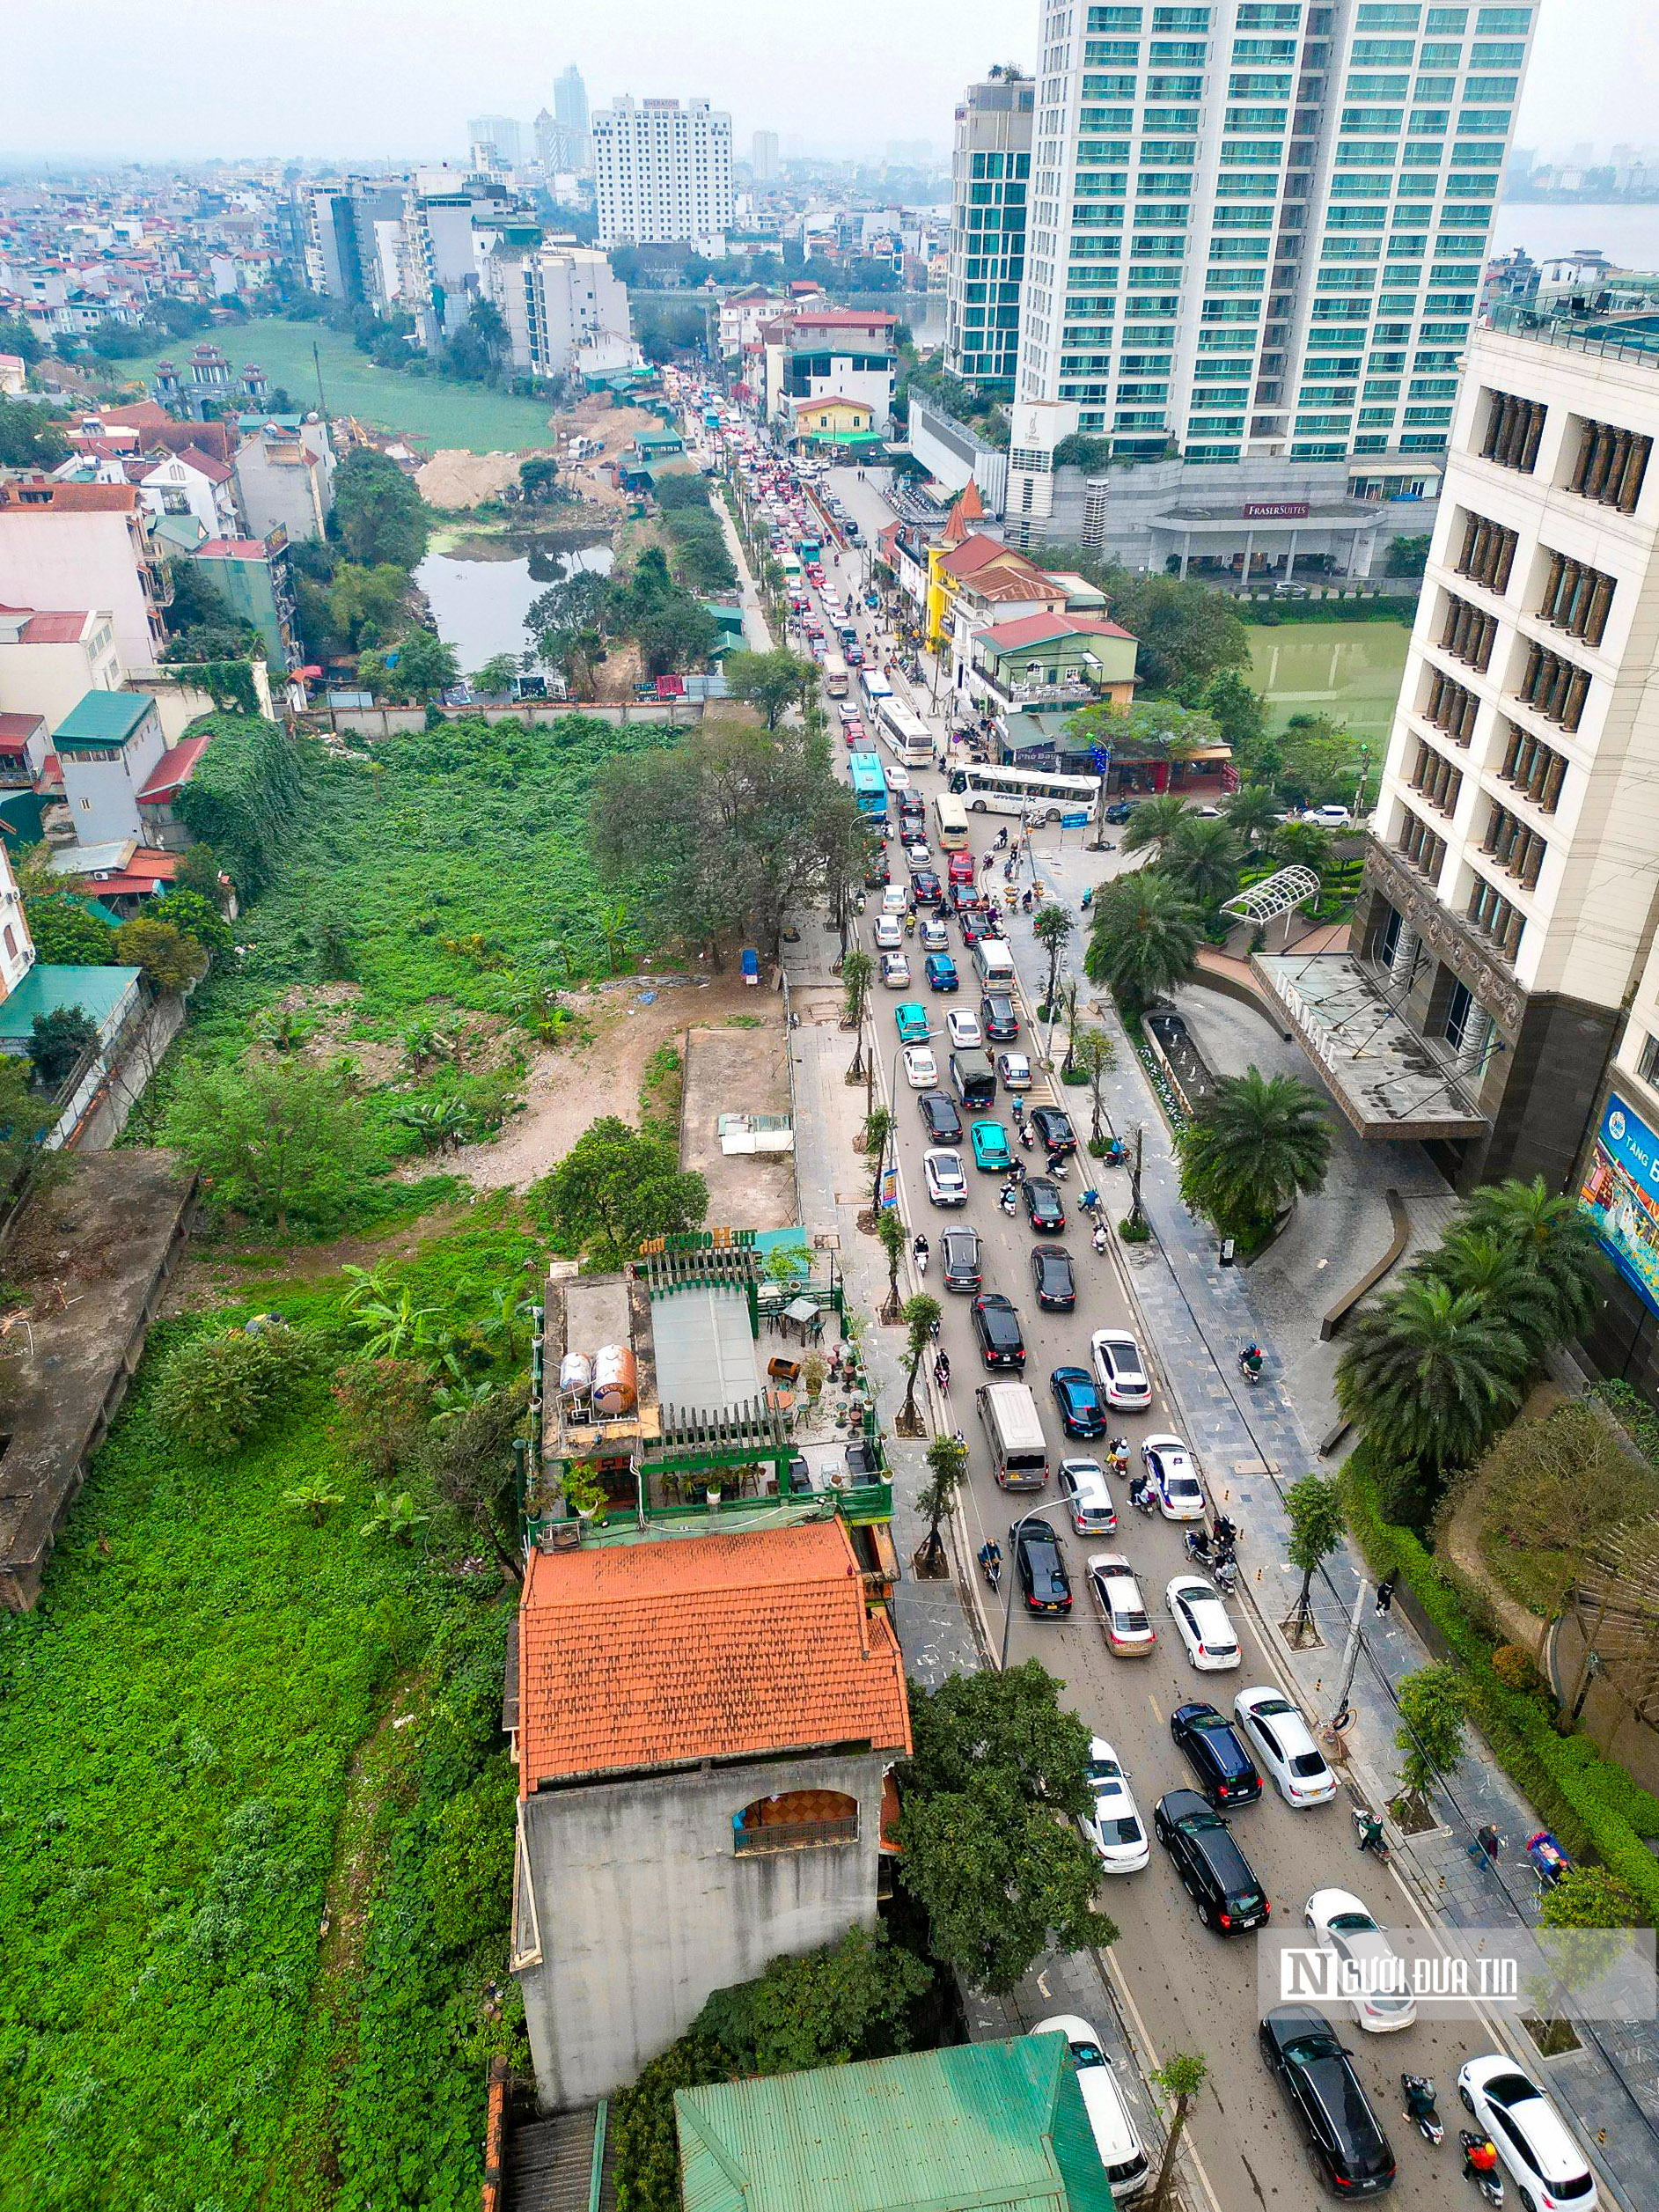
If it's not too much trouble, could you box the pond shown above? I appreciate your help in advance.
[1247,618,1413,745]
[415,537,613,670]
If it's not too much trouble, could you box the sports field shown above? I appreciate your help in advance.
[1248,617,1413,744]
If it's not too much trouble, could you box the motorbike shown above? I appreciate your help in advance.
[934,1353,951,1393]
[1353,1804,1391,1866]
[978,1540,1002,1593]
[914,1237,929,1276]
[1130,1476,1159,1517]
[1185,1529,1219,1572]
[1458,2135,1505,2205]
[1402,2075,1444,2147]
[999,1184,1020,1216]
[1239,1345,1266,1384]
[1019,1121,1036,1150]
[1211,1551,1238,1595]
[1093,1224,1109,1255]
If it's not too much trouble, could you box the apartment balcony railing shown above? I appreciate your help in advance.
[1487,300,1659,371]
[973,666,1102,706]
[733,1816,859,1856]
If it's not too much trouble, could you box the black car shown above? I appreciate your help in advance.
[919,1091,964,1144]
[864,852,891,887]
[898,799,926,832]
[971,1292,1026,1370]
[1030,1242,1075,1312]
[1259,2007,1397,2197]
[1030,1106,1077,1157]
[1171,1702,1264,1808]
[981,990,1019,1041]
[941,1224,983,1294]
[1022,1177,1066,1233]
[1011,1519,1072,1614]
[1153,1788,1270,1936]
[1104,798,1140,825]
[912,868,943,906]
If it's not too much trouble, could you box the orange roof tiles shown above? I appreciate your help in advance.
[517,1519,911,1792]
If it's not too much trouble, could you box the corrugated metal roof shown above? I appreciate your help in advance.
[676,2036,1116,2212]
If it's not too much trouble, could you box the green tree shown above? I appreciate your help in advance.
[27,1004,99,1088]
[163,1060,371,1234]
[876,1204,907,1319]
[916,1430,966,1573]
[1385,533,1430,577]
[1335,1278,1529,1488]
[1084,869,1202,1014]
[899,1293,942,1430]
[173,842,230,904]
[472,652,520,696]
[1282,1473,1344,1642]
[1413,1225,1560,1350]
[1531,1866,1643,2045]
[724,646,818,729]
[611,2034,731,2212]
[1057,561,1249,695]
[1275,714,1366,811]
[1164,813,1243,910]
[841,948,875,1075]
[518,453,560,505]
[23,894,115,966]
[1032,900,1074,1015]
[1266,819,1338,877]
[862,1105,895,1215]
[1178,1069,1333,1239]
[1460,1176,1606,1343]
[324,559,407,650]
[1075,1025,1119,1147]
[1148,2053,1209,2212]
[1392,1662,1470,1819]
[695,1926,933,2076]
[153,886,233,959]
[114,915,210,995]
[528,1113,708,1269]
[0,315,42,365]
[391,627,459,702]
[332,445,430,570]
[0,1055,58,1185]
[897,1662,1118,1993]
[419,1380,530,1581]
[1069,700,1223,776]
[1201,668,1266,757]
[0,393,70,469]
[1118,790,1191,857]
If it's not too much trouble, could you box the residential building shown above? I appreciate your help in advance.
[510,1518,910,2109]
[751,130,781,183]
[945,77,1035,394]
[233,419,336,542]
[399,170,543,351]
[0,482,168,672]
[593,98,734,255]
[188,534,297,671]
[1255,318,1659,1224]
[966,610,1140,717]
[0,844,33,998]
[1007,0,1538,528]
[53,689,169,846]
[487,240,637,381]
[555,67,593,172]
[761,308,899,435]
[467,116,524,173]
[676,2039,1114,2212]
[136,446,241,540]
[0,604,125,734]
[786,393,878,450]
[0,355,26,397]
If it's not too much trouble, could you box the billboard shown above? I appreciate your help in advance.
[1580,1091,1659,1316]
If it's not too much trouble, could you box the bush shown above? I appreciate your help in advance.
[23,893,116,966]
[332,1356,433,1477]
[1492,1642,1542,1694]
[173,712,305,895]
[426,1752,518,1953]
[156,1323,320,1453]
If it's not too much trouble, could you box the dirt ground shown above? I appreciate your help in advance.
[454,971,778,1192]
[416,448,550,510]
[679,1019,795,1231]
[547,397,676,513]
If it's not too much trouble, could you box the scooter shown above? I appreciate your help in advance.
[1353,1804,1391,1866]
[999,1183,1020,1216]
[979,1541,1002,1593]
[1019,1121,1036,1150]
[1401,2075,1444,2147]
[1129,1475,1159,1517]
[1093,1223,1109,1255]
[914,1237,929,1276]
[1458,2135,1505,2206]
[1211,1552,1238,1595]
[1239,1344,1266,1385]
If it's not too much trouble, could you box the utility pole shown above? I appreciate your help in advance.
[1329,1580,1370,1735]
[1352,742,1371,826]
[312,337,328,424]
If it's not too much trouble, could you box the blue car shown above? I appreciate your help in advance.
[924,952,960,993]
[1051,1365,1108,1440]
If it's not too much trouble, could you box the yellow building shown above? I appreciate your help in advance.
[788,394,877,449]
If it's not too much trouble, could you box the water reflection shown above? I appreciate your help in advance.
[415,538,614,669]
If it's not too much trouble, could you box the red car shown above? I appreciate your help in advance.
[947,849,976,886]
[843,720,868,746]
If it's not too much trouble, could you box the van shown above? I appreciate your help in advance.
[973,938,1017,988]
[977,1380,1049,1491]
[949,1048,997,1111]
[1031,2020,1150,2201]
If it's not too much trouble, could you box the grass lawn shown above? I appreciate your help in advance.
[1247,617,1412,745]
[115,317,561,455]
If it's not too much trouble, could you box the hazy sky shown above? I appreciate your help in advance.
[6,0,1656,165]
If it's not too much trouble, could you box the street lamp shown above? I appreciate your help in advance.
[998,1496,1076,1670]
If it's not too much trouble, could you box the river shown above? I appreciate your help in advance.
[415,537,613,668]
[1493,201,1659,266]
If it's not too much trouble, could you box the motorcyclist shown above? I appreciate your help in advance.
[1212,1512,1238,1555]
[1463,2135,1500,2185]
[1404,2076,1438,2126]
[1357,1811,1387,1858]
[1240,1341,1265,1378]
[935,1350,951,1390]
[913,1233,929,1272]
[1093,1220,1109,1254]
[999,1181,1019,1213]
[1109,1437,1130,1481]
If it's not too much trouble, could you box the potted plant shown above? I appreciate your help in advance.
[562,1460,607,1524]
[802,1352,827,1403]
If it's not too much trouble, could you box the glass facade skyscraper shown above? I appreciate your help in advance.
[1014,1,1535,467]
[944,79,1035,396]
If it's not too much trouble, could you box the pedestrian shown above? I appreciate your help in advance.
[1375,1573,1398,1616]
[1474,1822,1501,1866]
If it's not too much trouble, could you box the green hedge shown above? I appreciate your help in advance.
[1344,1441,1659,1923]
[175,711,305,896]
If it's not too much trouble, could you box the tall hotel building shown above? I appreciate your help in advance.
[944,78,1036,396]
[593,97,734,255]
[1006,1,1536,525]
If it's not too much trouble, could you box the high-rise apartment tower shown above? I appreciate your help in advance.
[944,77,1035,395]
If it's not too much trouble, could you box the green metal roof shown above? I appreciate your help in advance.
[0,963,140,1044]
[677,2036,1115,2212]
[53,690,154,749]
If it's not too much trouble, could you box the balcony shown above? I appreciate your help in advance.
[733,1815,859,1855]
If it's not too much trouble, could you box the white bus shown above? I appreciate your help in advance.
[933,793,970,851]
[950,763,1099,826]
[877,698,932,768]
[861,668,896,715]
[823,651,849,699]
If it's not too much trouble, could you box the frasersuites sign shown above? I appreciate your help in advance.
[1242,500,1310,519]
[1581,1091,1659,1316]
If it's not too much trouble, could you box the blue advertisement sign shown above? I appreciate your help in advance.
[1581,1091,1659,1316]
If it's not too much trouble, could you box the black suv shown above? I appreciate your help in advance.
[1011,1519,1072,1614]
[1030,1106,1077,1156]
[1259,2007,1396,2196]
[971,1292,1026,1370]
[1153,1789,1270,1936]
[981,990,1019,1041]
[919,1091,964,1144]
[941,1224,982,1294]
[1171,1702,1263,1808]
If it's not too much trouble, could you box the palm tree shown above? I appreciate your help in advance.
[1460,1176,1606,1341]
[1119,790,1190,858]
[1334,1277,1530,1476]
[1178,1068,1333,1237]
[1413,1225,1559,1354]
[1224,783,1281,845]
[1267,819,1336,878]
[597,899,633,974]
[1032,901,1075,1015]
[1084,871,1203,1014]
[1164,814,1243,910]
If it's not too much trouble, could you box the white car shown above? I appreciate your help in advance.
[1087,1554,1156,1657]
[1031,2017,1150,2201]
[1079,1738,1150,1875]
[880,950,911,988]
[881,884,908,915]
[1304,1889,1417,2034]
[1141,1434,1206,1520]
[1303,803,1352,827]
[923,1148,968,1206]
[1057,1457,1117,1535]
[1233,1687,1336,1808]
[919,916,951,953]
[873,914,903,951]
[1166,1576,1241,1671]
[886,763,912,791]
[996,1051,1033,1091]
[901,1044,939,1089]
[946,1007,982,1048]
[904,841,930,871]
[1457,2054,1598,2211]
[836,700,860,724]
[1090,1327,1152,1411]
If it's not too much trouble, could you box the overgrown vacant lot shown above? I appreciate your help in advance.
[0,1203,540,2212]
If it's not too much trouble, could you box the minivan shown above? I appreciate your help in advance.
[949,1048,997,1111]
[1031,2019,1150,2201]
[977,1379,1048,1489]
[973,937,1017,988]
[1154,1789,1271,1936]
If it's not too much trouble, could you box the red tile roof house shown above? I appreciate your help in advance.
[509,1519,910,2112]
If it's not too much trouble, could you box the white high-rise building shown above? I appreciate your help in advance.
[486,239,638,380]
[593,97,733,255]
[752,130,781,183]
[1010,0,1537,519]
[555,67,592,172]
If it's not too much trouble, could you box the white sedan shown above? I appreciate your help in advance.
[1165,1576,1241,1671]
[902,1044,939,1089]
[1457,2054,1599,2211]
[1091,1327,1152,1411]
[923,1148,968,1206]
[919,917,951,953]
[1141,1434,1206,1520]
[1233,1686,1336,1808]
[880,884,908,915]
[1079,1737,1149,1874]
[1088,1554,1156,1657]
[1303,803,1352,827]
[1304,1888,1417,2034]
[836,700,860,724]
[873,915,903,951]
[946,1007,982,1048]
